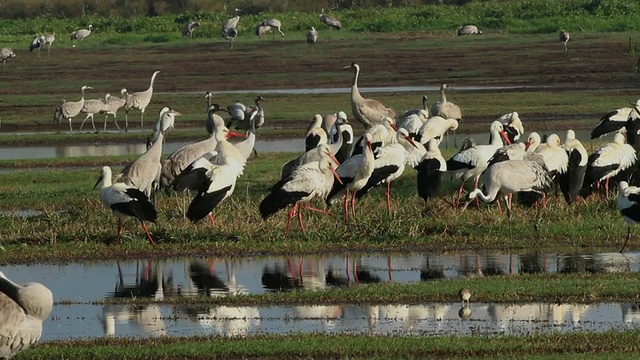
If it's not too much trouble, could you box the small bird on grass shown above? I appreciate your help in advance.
[458,288,471,305]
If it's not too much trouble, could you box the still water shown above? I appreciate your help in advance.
[2,251,639,340]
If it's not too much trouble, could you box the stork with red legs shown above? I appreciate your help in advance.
[354,128,418,213]
[95,166,158,245]
[326,133,376,223]
[260,150,342,235]
[581,133,637,198]
[447,121,511,205]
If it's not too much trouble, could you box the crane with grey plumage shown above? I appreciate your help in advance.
[182,21,200,39]
[345,63,396,128]
[227,96,266,131]
[71,25,93,42]
[0,270,53,359]
[256,24,271,38]
[29,35,46,54]
[559,30,570,55]
[260,18,284,37]
[457,25,482,36]
[319,10,341,31]
[222,9,241,49]
[307,27,318,46]
[123,70,160,132]
[79,97,106,132]
[431,84,462,120]
[118,108,181,198]
[103,90,127,131]
[1,47,16,75]
[54,85,92,132]
[44,33,55,55]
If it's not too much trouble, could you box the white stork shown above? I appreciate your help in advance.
[560,129,588,204]
[305,114,328,151]
[446,121,511,204]
[464,160,553,219]
[534,134,569,178]
[498,112,524,143]
[524,132,542,152]
[351,116,397,156]
[95,166,158,245]
[354,128,417,213]
[260,150,342,235]
[326,133,375,223]
[280,143,340,182]
[582,133,637,197]
[591,100,640,139]
[417,116,459,146]
[416,138,446,202]
[617,181,640,252]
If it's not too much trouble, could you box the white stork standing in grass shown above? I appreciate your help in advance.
[582,133,637,197]
[95,166,158,245]
[416,139,446,202]
[160,104,229,189]
[416,116,459,147]
[354,128,418,213]
[447,121,511,205]
[463,160,553,219]
[174,127,247,224]
[498,112,524,143]
[617,181,640,252]
[326,133,376,223]
[560,130,588,204]
[591,99,640,139]
[305,114,328,151]
[280,143,341,182]
[534,134,569,178]
[259,150,342,235]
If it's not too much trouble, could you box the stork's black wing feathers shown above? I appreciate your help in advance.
[186,185,232,223]
[355,165,399,200]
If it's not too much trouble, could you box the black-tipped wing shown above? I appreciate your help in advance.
[259,189,309,219]
[355,165,399,200]
[173,167,209,192]
[111,188,157,223]
[186,185,232,223]
[590,111,626,139]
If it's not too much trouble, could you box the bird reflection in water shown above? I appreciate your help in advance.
[103,260,177,337]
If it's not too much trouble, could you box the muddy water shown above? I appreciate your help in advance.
[0,130,597,161]
[2,251,639,340]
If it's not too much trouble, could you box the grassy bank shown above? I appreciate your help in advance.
[21,331,640,359]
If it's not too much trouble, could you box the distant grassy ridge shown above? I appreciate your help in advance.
[1,0,639,39]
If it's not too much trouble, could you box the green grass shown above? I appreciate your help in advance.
[19,331,640,359]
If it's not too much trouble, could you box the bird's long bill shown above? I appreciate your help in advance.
[326,151,341,167]
[171,110,182,116]
[342,64,352,70]
[331,166,343,185]
[499,130,511,145]
[406,136,419,149]
[390,123,398,131]
[93,176,103,189]
[524,141,531,150]
[226,131,246,139]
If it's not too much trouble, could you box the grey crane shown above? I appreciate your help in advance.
[559,30,570,54]
[457,25,482,36]
[123,70,161,131]
[255,24,271,38]
[260,18,284,37]
[44,33,55,55]
[431,84,462,120]
[79,98,107,132]
[1,47,16,75]
[227,95,266,131]
[182,21,200,39]
[149,106,181,145]
[118,108,181,198]
[319,10,341,31]
[103,90,127,131]
[55,85,92,132]
[29,35,46,54]
[222,9,241,49]
[0,270,53,359]
[160,104,230,190]
[344,63,396,128]
[71,24,93,42]
[307,27,318,46]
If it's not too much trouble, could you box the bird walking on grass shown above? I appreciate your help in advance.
[95,166,158,246]
[617,181,640,253]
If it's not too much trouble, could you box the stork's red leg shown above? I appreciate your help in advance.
[297,205,306,235]
[344,190,349,224]
[139,221,156,246]
[304,203,335,217]
[208,213,216,225]
[473,176,480,208]
[286,203,298,235]
[455,179,467,206]
[351,191,357,219]
[385,181,392,212]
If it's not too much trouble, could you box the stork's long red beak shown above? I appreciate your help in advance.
[330,166,343,185]
[499,130,511,145]
[406,136,418,149]
[326,150,341,167]
[226,131,246,139]
[524,141,531,150]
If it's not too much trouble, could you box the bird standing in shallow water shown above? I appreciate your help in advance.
[95,166,158,245]
[458,288,471,305]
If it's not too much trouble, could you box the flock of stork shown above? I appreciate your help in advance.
[86,61,640,256]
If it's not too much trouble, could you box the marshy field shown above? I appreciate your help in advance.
[2,1,640,359]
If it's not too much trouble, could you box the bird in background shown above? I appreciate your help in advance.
[559,30,570,55]
[307,27,318,46]
[0,47,16,75]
